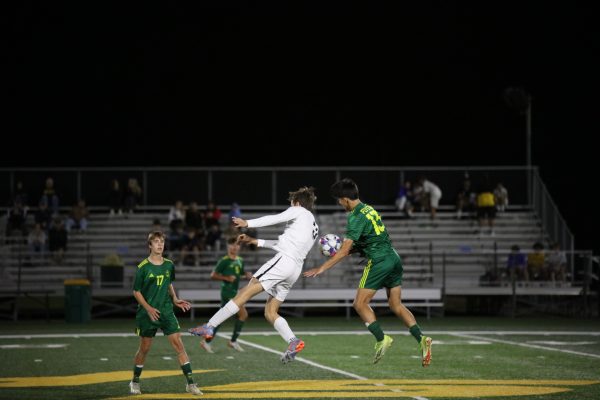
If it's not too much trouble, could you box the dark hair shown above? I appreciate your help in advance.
[330,178,359,200]
[227,237,238,245]
[288,186,317,211]
[147,231,166,245]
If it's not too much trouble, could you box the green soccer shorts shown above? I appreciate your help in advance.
[135,310,181,337]
[358,252,403,290]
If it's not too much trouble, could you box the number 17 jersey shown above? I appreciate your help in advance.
[133,258,175,314]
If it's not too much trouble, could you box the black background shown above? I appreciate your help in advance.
[5,2,598,252]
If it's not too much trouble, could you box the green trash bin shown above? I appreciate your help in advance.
[64,279,91,323]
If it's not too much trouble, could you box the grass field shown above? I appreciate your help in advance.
[1,316,599,399]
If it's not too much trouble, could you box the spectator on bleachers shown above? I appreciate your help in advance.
[123,178,142,214]
[395,181,414,218]
[48,217,68,265]
[167,224,185,261]
[108,179,123,216]
[34,199,52,231]
[494,183,509,212]
[168,200,185,231]
[40,177,60,216]
[545,242,567,283]
[455,173,476,220]
[27,223,47,262]
[527,242,546,281]
[185,202,205,232]
[10,181,29,209]
[151,218,163,231]
[205,200,222,227]
[228,202,242,219]
[476,186,496,236]
[65,199,89,232]
[205,223,222,252]
[506,245,528,282]
[6,201,28,240]
[180,227,203,266]
[417,177,442,220]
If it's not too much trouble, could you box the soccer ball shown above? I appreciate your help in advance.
[319,233,342,257]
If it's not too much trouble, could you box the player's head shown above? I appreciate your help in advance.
[288,186,317,211]
[147,231,166,254]
[227,236,240,255]
[330,178,359,211]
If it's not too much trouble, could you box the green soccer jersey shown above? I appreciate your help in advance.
[214,256,244,299]
[133,257,175,313]
[346,203,393,260]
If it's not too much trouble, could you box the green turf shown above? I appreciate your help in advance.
[1,317,599,399]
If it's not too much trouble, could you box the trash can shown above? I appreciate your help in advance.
[100,253,125,288]
[64,279,91,323]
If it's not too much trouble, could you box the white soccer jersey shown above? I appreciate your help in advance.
[248,206,318,265]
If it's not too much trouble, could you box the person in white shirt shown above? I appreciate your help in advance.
[189,187,319,364]
[418,178,442,220]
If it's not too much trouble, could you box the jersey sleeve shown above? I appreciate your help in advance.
[240,257,245,273]
[214,258,227,273]
[346,214,367,242]
[170,262,176,282]
[133,266,145,291]
[246,207,300,228]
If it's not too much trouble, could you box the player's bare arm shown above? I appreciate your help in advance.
[169,284,191,312]
[210,271,235,283]
[237,233,257,246]
[304,239,354,277]
[232,217,248,228]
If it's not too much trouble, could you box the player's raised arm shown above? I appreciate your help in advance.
[303,238,354,278]
[233,207,300,229]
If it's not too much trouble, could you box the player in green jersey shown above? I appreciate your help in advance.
[129,231,202,395]
[304,178,433,366]
[200,237,252,353]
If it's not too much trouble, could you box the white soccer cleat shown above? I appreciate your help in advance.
[228,341,245,352]
[186,383,203,395]
[200,339,214,353]
[129,381,141,395]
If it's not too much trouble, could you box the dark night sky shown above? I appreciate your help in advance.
[5,2,598,252]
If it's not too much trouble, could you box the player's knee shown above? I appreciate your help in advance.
[264,309,277,323]
[352,299,367,311]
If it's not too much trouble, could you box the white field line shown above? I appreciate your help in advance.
[224,333,428,400]
[1,330,600,339]
[453,333,600,359]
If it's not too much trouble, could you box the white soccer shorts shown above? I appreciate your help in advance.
[253,253,302,302]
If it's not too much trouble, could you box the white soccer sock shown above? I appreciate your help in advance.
[208,300,240,328]
[274,317,296,343]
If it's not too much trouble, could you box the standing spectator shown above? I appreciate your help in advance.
[494,183,509,212]
[545,242,567,284]
[395,181,414,218]
[205,201,222,227]
[48,217,68,264]
[124,178,142,214]
[228,202,242,219]
[108,179,123,216]
[455,173,476,220]
[66,199,89,232]
[34,199,52,230]
[527,242,546,281]
[417,177,442,220]
[168,201,186,231]
[185,202,204,232]
[506,245,528,282]
[476,186,496,236]
[5,201,28,239]
[11,181,29,209]
[40,177,60,216]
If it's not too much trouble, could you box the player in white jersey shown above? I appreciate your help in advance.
[189,187,318,363]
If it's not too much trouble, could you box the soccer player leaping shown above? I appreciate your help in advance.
[189,187,319,364]
[304,178,433,366]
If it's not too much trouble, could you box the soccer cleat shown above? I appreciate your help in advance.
[280,338,305,364]
[200,339,214,353]
[228,341,244,352]
[419,336,433,367]
[373,335,394,364]
[129,381,141,395]
[188,323,214,340]
[186,383,203,395]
